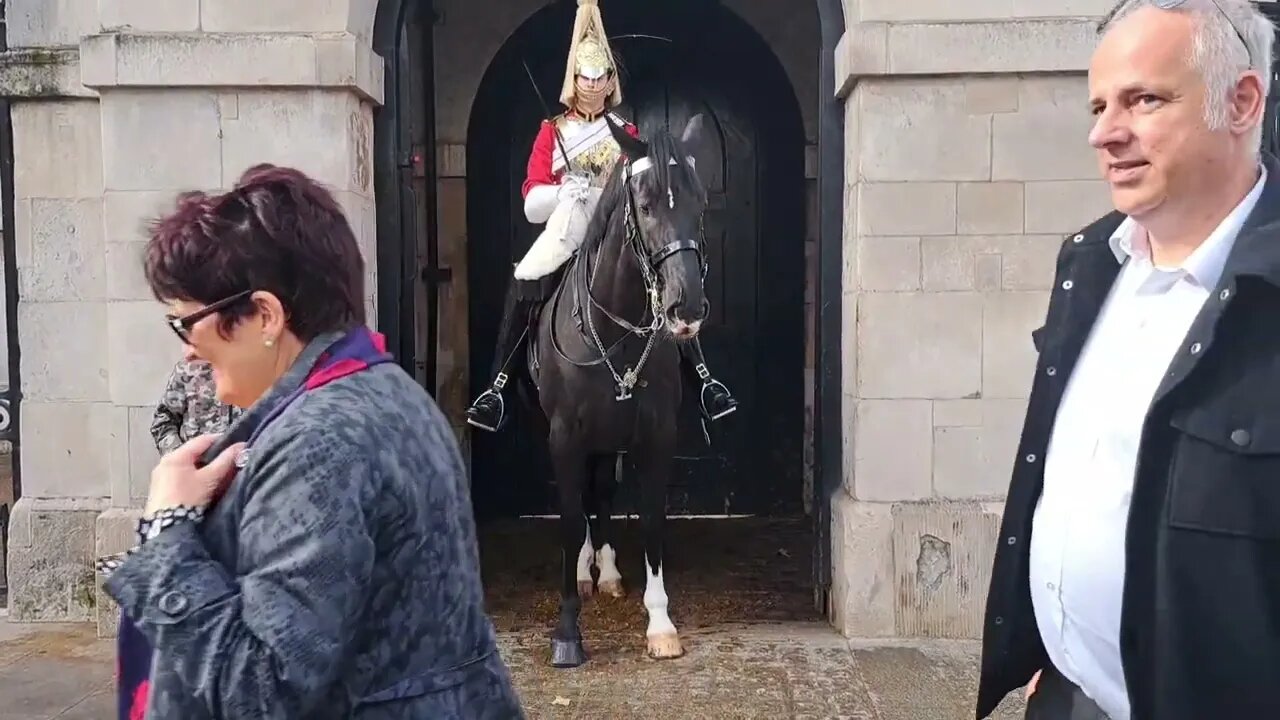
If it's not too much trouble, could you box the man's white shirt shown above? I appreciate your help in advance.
[1028,167,1267,720]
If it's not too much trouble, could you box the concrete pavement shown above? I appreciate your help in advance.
[0,614,1026,719]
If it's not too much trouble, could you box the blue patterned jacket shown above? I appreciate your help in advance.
[105,331,524,719]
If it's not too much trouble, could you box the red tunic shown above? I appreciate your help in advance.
[521,113,639,198]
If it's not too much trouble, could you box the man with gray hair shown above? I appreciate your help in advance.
[977,1,1277,719]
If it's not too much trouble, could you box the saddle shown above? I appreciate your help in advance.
[520,262,572,391]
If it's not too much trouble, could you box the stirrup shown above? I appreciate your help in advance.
[465,375,508,432]
[700,379,738,421]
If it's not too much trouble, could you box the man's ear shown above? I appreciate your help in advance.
[1229,70,1267,138]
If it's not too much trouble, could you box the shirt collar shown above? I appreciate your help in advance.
[1108,164,1268,288]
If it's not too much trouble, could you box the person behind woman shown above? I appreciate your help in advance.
[149,358,242,455]
[98,163,524,719]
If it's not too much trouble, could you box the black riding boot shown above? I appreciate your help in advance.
[467,288,538,432]
[680,337,739,421]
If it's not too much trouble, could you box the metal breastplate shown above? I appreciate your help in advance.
[557,116,624,187]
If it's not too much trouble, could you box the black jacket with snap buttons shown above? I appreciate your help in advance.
[977,153,1280,720]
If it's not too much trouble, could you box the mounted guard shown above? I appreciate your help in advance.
[465,0,738,433]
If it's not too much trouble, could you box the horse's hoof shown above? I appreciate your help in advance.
[598,578,624,598]
[577,580,595,599]
[550,638,588,668]
[646,632,684,660]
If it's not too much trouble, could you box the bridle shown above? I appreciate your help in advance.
[549,152,708,400]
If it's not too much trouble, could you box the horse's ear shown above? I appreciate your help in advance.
[606,113,647,160]
[680,113,713,180]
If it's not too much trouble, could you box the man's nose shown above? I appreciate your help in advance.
[1089,108,1129,149]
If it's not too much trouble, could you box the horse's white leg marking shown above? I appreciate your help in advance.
[643,555,683,658]
[576,524,595,598]
[596,544,624,598]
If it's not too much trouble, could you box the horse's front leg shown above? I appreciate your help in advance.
[550,434,590,668]
[635,451,683,660]
[590,453,625,599]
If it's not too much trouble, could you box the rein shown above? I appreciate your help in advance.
[549,154,707,400]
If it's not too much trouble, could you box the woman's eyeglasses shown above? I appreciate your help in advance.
[164,290,254,344]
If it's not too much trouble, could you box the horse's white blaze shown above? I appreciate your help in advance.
[596,544,621,584]
[643,557,677,637]
[576,530,594,584]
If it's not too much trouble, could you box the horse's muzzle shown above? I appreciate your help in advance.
[668,318,702,339]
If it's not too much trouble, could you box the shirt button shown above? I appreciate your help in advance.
[1061,280,1074,290]
[1190,342,1202,355]
[158,590,190,616]
[1231,429,1251,447]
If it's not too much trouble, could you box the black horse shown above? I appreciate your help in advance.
[528,113,714,667]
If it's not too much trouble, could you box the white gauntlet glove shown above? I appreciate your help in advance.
[557,174,591,203]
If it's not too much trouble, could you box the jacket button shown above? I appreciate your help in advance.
[1220,289,1231,301]
[1025,453,1037,463]
[1072,234,1084,243]
[993,616,1004,625]
[1061,280,1074,290]
[1046,366,1058,377]
[1006,536,1017,545]
[158,590,190,616]
[1189,342,1202,355]
[1231,429,1251,447]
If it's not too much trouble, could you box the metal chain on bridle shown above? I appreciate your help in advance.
[549,157,708,401]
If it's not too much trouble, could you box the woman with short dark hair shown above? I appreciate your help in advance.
[98,164,523,719]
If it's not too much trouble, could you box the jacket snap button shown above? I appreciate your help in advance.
[1231,429,1251,447]
[1061,280,1074,290]
[159,590,189,616]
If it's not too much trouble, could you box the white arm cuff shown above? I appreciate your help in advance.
[524,184,559,224]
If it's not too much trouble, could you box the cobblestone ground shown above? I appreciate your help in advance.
[0,617,1026,719]
[0,517,1029,718]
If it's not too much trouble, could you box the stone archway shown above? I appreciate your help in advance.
[465,0,809,520]
[368,0,846,606]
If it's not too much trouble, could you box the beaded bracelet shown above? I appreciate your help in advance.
[94,505,207,578]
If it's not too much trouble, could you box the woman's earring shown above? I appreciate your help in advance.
[264,337,274,348]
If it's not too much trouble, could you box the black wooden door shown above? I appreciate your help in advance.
[468,0,805,519]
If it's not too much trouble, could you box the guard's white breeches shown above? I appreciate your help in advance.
[513,187,603,280]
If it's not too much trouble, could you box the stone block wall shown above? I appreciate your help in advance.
[2,0,382,627]
[830,3,1117,638]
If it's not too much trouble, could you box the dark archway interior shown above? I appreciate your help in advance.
[464,0,818,632]
[467,0,809,522]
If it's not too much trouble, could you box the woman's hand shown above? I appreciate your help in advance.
[144,434,246,515]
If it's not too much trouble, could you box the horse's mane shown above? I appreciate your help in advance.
[581,127,707,258]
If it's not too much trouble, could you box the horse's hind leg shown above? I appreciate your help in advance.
[592,453,624,599]
[550,440,589,668]
[636,453,683,660]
